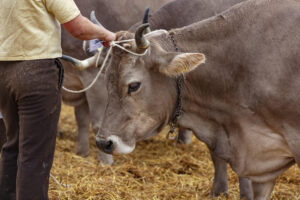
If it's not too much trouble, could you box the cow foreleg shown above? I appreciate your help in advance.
[239,177,253,200]
[210,152,253,199]
[210,152,228,197]
[177,129,192,144]
[74,102,90,157]
[251,180,275,200]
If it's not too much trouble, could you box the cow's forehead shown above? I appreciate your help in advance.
[106,49,138,90]
[106,30,164,87]
[116,31,134,42]
[106,53,121,89]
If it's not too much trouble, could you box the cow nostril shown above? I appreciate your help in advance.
[104,140,114,153]
[96,138,114,154]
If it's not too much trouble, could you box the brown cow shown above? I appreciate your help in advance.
[63,0,247,152]
[95,0,300,199]
[60,0,172,164]
[62,0,252,198]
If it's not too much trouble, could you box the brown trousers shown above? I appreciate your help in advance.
[0,59,63,200]
[0,119,6,152]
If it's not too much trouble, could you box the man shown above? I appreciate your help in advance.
[0,0,116,199]
[0,112,5,153]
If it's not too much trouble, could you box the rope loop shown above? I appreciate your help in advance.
[62,39,148,94]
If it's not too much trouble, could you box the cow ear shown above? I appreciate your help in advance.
[159,53,206,77]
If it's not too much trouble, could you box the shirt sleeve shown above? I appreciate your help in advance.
[44,0,81,24]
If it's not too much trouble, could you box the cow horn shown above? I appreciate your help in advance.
[90,10,104,28]
[135,23,150,51]
[61,55,98,70]
[142,7,151,34]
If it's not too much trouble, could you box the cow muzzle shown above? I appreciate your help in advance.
[96,135,135,155]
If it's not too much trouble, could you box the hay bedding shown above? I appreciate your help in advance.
[49,104,300,200]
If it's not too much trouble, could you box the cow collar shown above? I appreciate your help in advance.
[167,33,184,140]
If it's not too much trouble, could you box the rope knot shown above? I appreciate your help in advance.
[109,41,116,47]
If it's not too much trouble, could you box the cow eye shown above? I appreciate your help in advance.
[128,82,141,94]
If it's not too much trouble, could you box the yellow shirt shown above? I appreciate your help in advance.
[0,0,80,60]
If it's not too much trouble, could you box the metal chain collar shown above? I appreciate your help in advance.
[167,33,184,140]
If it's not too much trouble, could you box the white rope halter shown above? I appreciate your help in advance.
[62,39,148,94]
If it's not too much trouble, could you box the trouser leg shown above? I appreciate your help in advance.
[0,119,6,152]
[0,74,20,200]
[17,94,61,200]
[0,59,63,200]
[17,60,62,200]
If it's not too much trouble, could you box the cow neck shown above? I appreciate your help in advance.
[167,32,184,138]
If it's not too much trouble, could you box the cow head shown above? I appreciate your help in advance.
[96,24,206,154]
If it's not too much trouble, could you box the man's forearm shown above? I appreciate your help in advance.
[63,14,116,42]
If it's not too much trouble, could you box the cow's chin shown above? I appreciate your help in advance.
[108,135,136,155]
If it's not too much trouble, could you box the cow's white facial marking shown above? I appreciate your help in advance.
[107,135,135,154]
